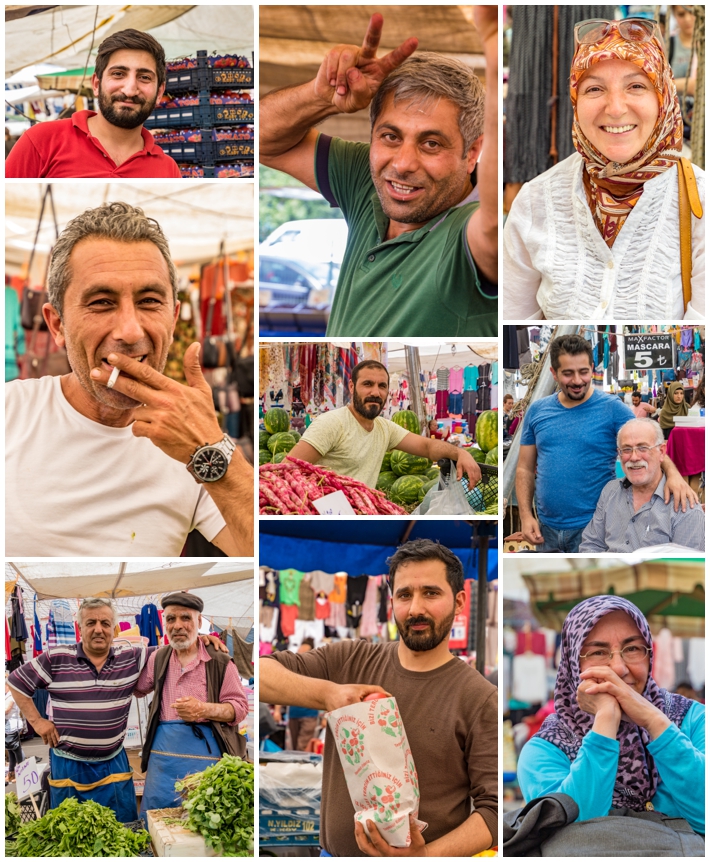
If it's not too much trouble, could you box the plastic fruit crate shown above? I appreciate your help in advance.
[165,50,253,94]
[145,100,254,130]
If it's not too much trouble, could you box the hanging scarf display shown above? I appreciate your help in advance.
[570,23,683,247]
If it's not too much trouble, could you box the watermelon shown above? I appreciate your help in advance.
[425,466,440,480]
[418,477,439,502]
[471,448,487,464]
[259,430,271,449]
[376,471,398,494]
[485,445,498,466]
[287,430,301,443]
[272,451,289,464]
[390,410,421,434]
[268,432,297,454]
[381,451,392,472]
[258,449,272,466]
[264,407,290,434]
[390,450,431,476]
[475,410,498,452]
[389,475,425,505]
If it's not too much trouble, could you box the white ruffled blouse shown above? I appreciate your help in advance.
[503,153,705,321]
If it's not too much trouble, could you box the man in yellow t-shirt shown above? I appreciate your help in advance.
[289,360,480,488]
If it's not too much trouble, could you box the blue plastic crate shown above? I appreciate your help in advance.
[165,50,254,94]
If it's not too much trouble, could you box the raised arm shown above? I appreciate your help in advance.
[516,443,544,545]
[466,6,498,283]
[259,14,418,189]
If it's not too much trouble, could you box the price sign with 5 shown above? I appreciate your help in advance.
[16,756,44,801]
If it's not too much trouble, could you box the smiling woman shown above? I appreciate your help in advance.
[503,16,705,321]
[516,595,705,836]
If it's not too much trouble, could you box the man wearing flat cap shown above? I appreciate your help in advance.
[134,591,249,817]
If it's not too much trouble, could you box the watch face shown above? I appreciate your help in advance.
[193,447,229,482]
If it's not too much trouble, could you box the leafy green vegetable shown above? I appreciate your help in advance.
[6,792,22,836]
[176,755,253,857]
[10,797,150,857]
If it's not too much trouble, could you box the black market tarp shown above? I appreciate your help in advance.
[259,521,498,581]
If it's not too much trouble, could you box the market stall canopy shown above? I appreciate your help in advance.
[6,561,254,630]
[523,559,705,637]
[5,182,254,273]
[7,560,252,600]
[5,5,254,77]
[260,520,498,580]
[385,341,498,374]
[260,4,487,142]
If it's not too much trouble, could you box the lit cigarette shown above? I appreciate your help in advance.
[107,366,121,389]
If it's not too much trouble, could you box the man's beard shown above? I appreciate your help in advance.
[396,605,456,652]
[168,632,198,652]
[98,84,157,129]
[352,388,384,420]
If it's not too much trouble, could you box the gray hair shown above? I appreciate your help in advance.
[78,597,116,625]
[617,418,664,448]
[47,202,178,318]
[370,52,486,155]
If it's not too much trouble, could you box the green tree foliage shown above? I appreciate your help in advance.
[259,167,343,242]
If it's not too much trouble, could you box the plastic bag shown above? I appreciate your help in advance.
[327,697,427,847]
[412,471,472,515]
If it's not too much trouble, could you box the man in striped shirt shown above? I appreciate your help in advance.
[7,596,230,822]
[580,419,705,552]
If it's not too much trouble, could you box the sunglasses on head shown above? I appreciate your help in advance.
[574,17,662,47]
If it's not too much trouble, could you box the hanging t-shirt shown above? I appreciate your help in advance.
[279,569,305,606]
[463,365,479,390]
[328,574,347,604]
[359,577,381,637]
[298,575,316,621]
[378,580,390,623]
[311,571,336,595]
[262,569,280,608]
[346,576,368,629]
[280,605,299,638]
[436,368,450,390]
[448,367,464,392]
[448,392,463,415]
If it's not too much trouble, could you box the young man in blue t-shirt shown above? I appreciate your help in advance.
[515,334,696,553]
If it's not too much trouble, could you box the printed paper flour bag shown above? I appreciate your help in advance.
[327,696,427,847]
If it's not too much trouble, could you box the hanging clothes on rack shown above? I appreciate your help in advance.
[137,604,163,647]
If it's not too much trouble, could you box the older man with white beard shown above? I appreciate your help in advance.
[135,592,249,817]
[580,418,705,552]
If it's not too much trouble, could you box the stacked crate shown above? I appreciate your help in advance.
[146,50,254,177]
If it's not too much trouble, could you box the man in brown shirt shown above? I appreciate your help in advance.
[260,539,498,856]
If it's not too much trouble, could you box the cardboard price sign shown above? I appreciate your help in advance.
[16,756,43,801]
[624,334,675,370]
[312,491,357,517]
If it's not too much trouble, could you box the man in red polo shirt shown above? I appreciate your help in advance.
[6,29,181,178]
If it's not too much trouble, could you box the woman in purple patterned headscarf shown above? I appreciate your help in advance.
[516,595,704,832]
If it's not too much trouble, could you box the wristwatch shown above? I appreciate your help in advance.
[187,434,236,483]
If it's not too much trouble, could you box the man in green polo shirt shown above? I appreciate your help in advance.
[260,9,498,337]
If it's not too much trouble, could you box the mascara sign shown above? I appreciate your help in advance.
[624,334,675,370]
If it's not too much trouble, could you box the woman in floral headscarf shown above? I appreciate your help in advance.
[504,17,705,321]
[517,595,705,832]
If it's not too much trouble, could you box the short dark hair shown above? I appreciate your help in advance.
[351,359,389,387]
[549,334,594,370]
[503,394,513,402]
[632,391,642,399]
[386,539,464,596]
[95,29,167,89]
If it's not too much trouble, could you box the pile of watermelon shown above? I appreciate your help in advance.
[259,408,301,465]
[375,409,499,513]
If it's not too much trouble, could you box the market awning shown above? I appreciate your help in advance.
[259,520,498,580]
[7,561,253,600]
[259,4,487,142]
[523,559,705,636]
[6,5,254,77]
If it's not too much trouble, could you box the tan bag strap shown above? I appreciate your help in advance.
[677,158,703,314]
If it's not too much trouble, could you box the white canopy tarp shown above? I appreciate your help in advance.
[385,341,499,373]
[6,182,254,275]
[6,5,254,78]
[6,561,255,630]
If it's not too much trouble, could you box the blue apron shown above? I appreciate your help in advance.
[48,748,137,823]
[140,720,220,821]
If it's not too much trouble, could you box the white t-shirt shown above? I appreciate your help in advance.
[503,153,705,321]
[301,407,409,488]
[6,376,226,556]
